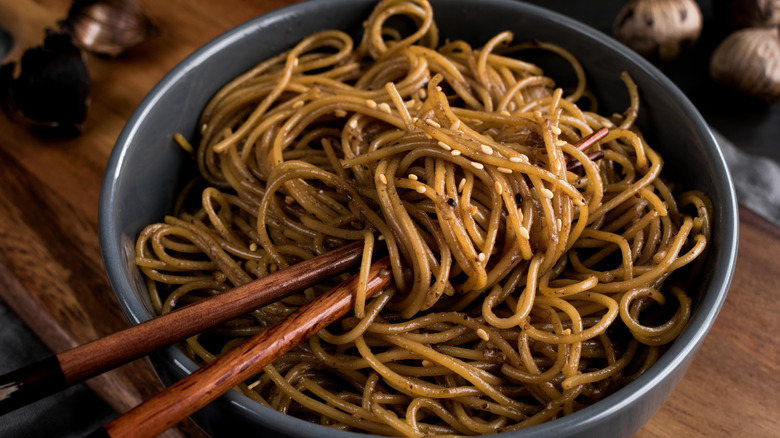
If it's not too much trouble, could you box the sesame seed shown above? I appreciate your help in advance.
[378,102,392,113]
[509,156,523,163]
[497,167,512,174]
[412,117,419,123]
[249,243,258,252]
[555,140,567,147]
[378,235,385,241]
[478,252,486,262]
[540,187,554,199]
[500,110,511,116]
[334,109,347,117]
[435,86,442,92]
[494,181,503,195]
[408,174,418,181]
[557,218,562,229]
[365,99,377,109]
[421,359,434,367]
[349,119,358,129]
[292,100,304,109]
[451,149,461,156]
[285,195,295,205]
[519,226,530,239]
[470,161,484,170]
[378,173,387,184]
[425,119,441,128]
[201,123,208,134]
[416,185,426,194]
[476,328,490,341]
[458,178,466,192]
[533,111,543,119]
[481,144,494,155]
[418,89,427,99]
[551,126,562,135]
[438,141,452,151]
[291,58,299,67]
[450,120,461,130]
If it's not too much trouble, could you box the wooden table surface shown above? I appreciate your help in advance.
[0,1,777,437]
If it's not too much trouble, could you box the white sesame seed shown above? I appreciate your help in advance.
[412,117,419,123]
[425,119,441,128]
[416,185,426,194]
[451,149,461,156]
[438,141,451,151]
[500,110,511,116]
[292,100,304,109]
[481,144,494,155]
[249,243,258,252]
[497,167,512,174]
[557,218,562,229]
[418,89,427,99]
[378,235,385,241]
[540,187,554,199]
[476,328,490,341]
[458,178,466,192]
[334,109,347,117]
[494,180,503,195]
[365,99,377,109]
[408,174,418,181]
[349,119,358,129]
[378,102,391,113]
[421,359,434,367]
[555,140,567,147]
[435,86,442,92]
[519,226,530,239]
[378,173,387,184]
[450,120,461,130]
[478,252,486,262]
[509,156,523,163]
[551,126,562,135]
[470,161,484,170]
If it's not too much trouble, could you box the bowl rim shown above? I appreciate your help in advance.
[98,0,739,436]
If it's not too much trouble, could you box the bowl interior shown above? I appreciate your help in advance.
[99,1,738,437]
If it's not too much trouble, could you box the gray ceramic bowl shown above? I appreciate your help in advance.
[98,0,739,437]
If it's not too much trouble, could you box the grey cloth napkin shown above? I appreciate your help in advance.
[715,130,780,227]
[0,297,116,437]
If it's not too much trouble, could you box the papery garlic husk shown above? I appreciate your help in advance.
[710,27,780,103]
[59,0,159,58]
[713,0,780,29]
[613,0,703,63]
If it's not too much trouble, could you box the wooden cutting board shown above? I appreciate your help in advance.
[0,0,777,437]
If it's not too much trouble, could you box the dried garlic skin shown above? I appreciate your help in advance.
[59,0,159,58]
[710,27,780,103]
[613,0,703,64]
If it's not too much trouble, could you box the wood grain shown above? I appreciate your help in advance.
[0,1,777,437]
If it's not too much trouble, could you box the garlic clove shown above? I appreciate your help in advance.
[59,0,159,58]
[710,26,780,103]
[613,0,703,64]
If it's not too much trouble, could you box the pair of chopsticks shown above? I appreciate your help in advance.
[0,240,392,438]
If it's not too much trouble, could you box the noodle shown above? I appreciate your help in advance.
[134,0,711,434]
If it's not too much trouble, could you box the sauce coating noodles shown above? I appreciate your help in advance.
[135,0,711,434]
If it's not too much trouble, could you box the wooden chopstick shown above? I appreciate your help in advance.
[87,256,392,438]
[0,240,366,414]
